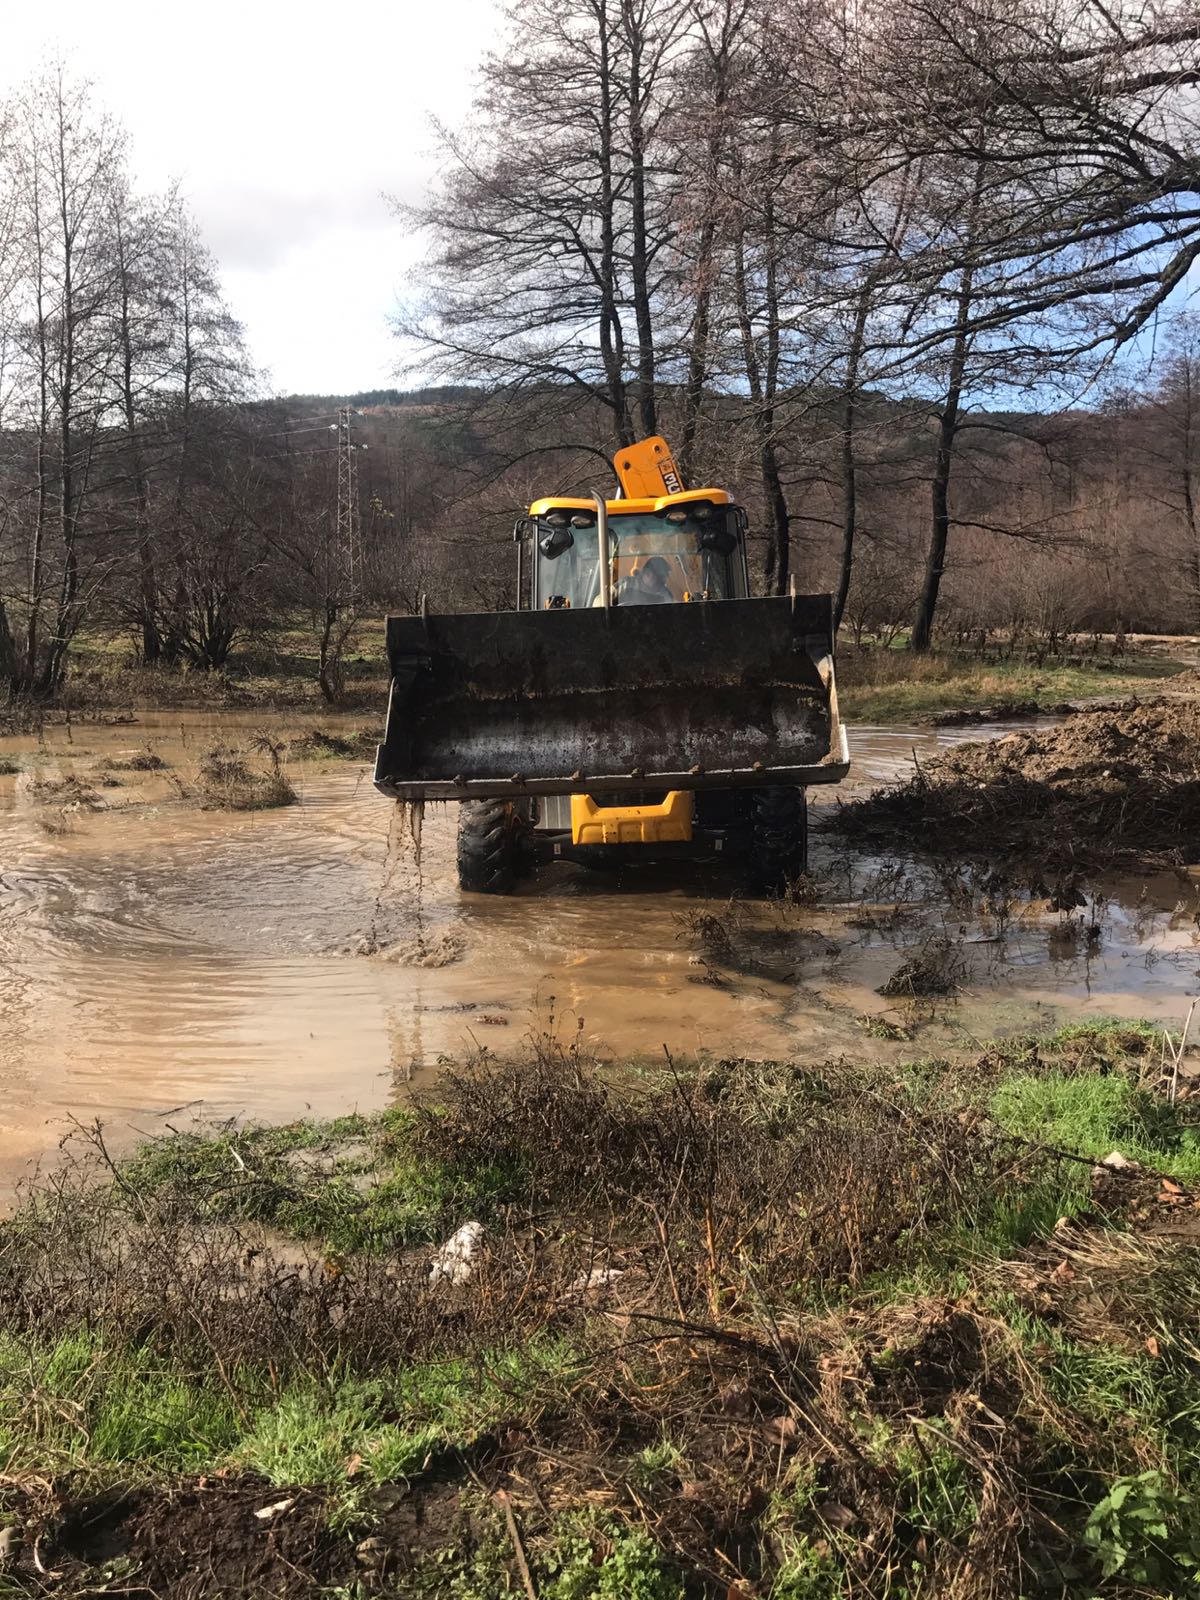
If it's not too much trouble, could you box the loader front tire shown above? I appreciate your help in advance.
[747,787,808,893]
[457,800,525,894]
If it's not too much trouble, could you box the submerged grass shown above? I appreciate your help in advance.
[99,745,169,772]
[289,725,378,761]
[1,1025,1199,1598]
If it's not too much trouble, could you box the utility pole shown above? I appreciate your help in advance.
[335,405,363,609]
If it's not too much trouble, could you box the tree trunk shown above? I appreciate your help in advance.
[910,165,984,652]
[679,212,716,485]
[679,6,736,482]
[597,0,633,447]
[833,289,870,632]
[911,400,960,653]
[24,193,50,697]
[760,438,790,595]
[834,165,916,634]
[1181,364,1200,626]
[731,125,789,594]
[622,0,657,439]
[42,112,79,699]
[116,220,163,663]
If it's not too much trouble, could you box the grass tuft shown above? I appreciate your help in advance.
[192,736,297,810]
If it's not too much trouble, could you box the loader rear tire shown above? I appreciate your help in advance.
[747,787,808,893]
[457,800,525,894]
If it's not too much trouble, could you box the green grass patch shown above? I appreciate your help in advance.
[0,1330,242,1475]
[838,646,1182,723]
[0,1328,579,1492]
[1002,1303,1164,1432]
[539,1516,685,1600]
[963,1163,1094,1254]
[398,1510,687,1600]
[121,1110,528,1252]
[989,1070,1200,1181]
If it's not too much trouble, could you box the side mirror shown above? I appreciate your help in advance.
[699,524,738,557]
[538,524,575,559]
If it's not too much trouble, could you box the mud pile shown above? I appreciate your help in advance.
[837,697,1200,866]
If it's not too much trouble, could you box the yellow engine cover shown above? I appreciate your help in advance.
[571,790,694,846]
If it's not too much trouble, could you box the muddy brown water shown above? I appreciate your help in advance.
[0,709,1197,1194]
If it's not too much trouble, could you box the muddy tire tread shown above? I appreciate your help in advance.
[457,800,523,894]
[748,787,808,892]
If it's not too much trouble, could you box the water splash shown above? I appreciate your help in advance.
[358,798,428,956]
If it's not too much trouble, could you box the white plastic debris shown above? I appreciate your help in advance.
[429,1220,485,1285]
[255,1498,295,1520]
[568,1266,627,1294]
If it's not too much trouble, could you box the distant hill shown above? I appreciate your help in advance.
[280,386,482,409]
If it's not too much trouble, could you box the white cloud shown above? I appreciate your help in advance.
[0,0,500,392]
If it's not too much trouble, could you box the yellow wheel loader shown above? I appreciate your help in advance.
[374,437,850,893]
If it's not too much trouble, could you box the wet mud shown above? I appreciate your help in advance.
[0,708,1198,1194]
[838,698,1200,868]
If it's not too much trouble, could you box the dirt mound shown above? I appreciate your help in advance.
[837,698,1200,867]
[38,1481,351,1600]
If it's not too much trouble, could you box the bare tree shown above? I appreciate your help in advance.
[395,0,693,453]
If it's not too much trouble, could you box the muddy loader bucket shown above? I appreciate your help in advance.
[374,594,848,802]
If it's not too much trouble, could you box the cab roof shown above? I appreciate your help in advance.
[528,487,732,517]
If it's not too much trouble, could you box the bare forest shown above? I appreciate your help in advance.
[6,2,1200,703]
[395,0,1200,649]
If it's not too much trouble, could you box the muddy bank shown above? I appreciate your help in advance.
[835,697,1200,869]
[924,697,1072,726]
[4,1026,1200,1598]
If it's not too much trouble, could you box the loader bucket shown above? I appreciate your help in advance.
[374,593,848,802]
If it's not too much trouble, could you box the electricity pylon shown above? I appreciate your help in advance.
[335,405,363,609]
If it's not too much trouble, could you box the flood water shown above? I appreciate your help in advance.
[0,708,1196,1191]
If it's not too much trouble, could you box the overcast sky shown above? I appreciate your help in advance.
[0,0,500,395]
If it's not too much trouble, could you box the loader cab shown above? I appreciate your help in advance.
[522,489,749,611]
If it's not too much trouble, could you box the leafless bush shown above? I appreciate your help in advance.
[191,736,297,811]
[25,773,102,808]
[879,933,971,998]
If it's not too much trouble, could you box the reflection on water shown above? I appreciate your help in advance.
[0,709,1196,1192]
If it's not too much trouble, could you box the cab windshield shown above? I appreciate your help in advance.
[535,511,737,610]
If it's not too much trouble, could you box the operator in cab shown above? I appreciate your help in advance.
[616,555,674,605]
